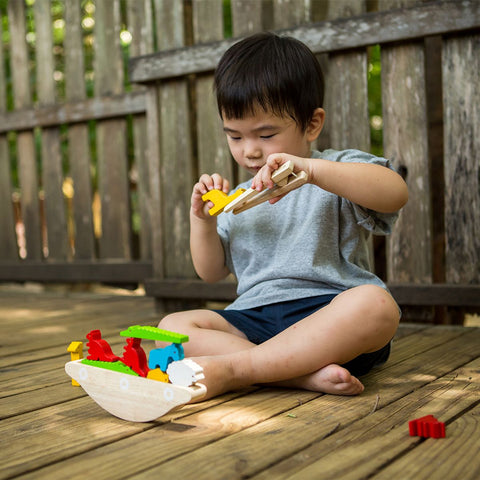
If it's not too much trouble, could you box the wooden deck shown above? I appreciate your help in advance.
[1,291,479,480]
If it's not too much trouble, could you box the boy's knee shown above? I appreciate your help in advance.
[350,285,400,327]
[157,312,184,331]
[364,285,400,330]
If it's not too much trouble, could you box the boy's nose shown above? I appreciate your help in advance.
[244,142,262,159]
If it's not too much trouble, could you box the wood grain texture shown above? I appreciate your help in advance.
[127,0,154,260]
[129,1,480,82]
[193,1,233,183]
[94,0,131,259]
[382,38,432,283]
[0,15,17,260]
[443,34,480,284]
[1,292,478,479]
[8,1,42,260]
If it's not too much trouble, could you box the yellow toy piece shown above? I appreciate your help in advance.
[67,341,83,386]
[202,188,246,216]
[147,368,170,383]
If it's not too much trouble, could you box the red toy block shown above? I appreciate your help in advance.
[409,415,445,438]
[86,329,120,362]
[120,337,149,377]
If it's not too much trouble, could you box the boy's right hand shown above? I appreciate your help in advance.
[191,173,231,220]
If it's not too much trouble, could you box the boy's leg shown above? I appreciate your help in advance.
[157,309,255,354]
[180,285,399,399]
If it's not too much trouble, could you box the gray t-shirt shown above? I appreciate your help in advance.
[217,149,399,310]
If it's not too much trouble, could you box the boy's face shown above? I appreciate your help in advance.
[222,107,313,176]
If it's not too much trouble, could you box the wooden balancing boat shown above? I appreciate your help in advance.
[65,325,206,422]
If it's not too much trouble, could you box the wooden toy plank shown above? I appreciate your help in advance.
[119,325,189,343]
[223,187,258,212]
[233,171,308,214]
[224,161,295,213]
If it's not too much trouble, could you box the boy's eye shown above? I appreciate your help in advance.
[260,134,276,139]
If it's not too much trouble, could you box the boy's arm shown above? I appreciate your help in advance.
[308,159,408,213]
[253,153,408,214]
[190,174,231,283]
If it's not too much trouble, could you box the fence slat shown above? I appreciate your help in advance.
[154,1,196,279]
[231,0,264,36]
[382,1,432,286]
[8,1,42,260]
[0,11,17,260]
[193,1,232,181]
[64,0,95,259]
[443,34,480,284]
[127,0,155,260]
[325,1,369,151]
[94,0,131,259]
[35,0,69,260]
[273,0,308,29]
[231,0,265,184]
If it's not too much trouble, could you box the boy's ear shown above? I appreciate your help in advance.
[306,108,325,142]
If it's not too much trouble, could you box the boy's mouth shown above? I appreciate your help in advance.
[248,166,262,174]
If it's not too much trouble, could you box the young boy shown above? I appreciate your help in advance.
[157,32,408,400]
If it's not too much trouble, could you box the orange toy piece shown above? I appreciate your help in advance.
[120,337,149,377]
[86,330,120,362]
[147,368,170,383]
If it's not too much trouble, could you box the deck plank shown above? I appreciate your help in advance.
[253,358,480,480]
[373,402,480,480]
[0,292,478,480]
[125,331,480,479]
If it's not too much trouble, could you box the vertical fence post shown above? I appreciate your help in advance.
[193,0,232,181]
[8,1,42,260]
[64,0,96,260]
[0,9,18,260]
[231,0,266,185]
[35,0,69,260]
[381,0,432,321]
[324,1,370,152]
[94,0,131,260]
[127,0,155,261]
[443,33,480,322]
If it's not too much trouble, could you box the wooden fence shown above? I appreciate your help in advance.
[0,0,479,322]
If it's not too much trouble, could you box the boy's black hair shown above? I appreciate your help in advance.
[214,32,324,132]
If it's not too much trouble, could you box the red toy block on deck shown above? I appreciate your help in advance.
[120,337,149,377]
[86,329,120,362]
[409,415,446,438]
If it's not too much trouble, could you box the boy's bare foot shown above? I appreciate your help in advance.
[189,355,241,400]
[190,356,363,400]
[272,364,364,395]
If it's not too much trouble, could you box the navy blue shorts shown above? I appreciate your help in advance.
[213,294,391,377]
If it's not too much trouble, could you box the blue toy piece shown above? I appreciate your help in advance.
[148,343,185,372]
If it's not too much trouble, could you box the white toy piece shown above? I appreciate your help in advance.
[167,358,206,387]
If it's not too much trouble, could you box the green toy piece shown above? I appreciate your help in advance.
[81,359,140,376]
[119,325,189,343]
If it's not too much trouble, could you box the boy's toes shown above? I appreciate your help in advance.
[316,364,364,395]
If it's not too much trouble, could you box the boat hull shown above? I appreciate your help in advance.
[65,360,206,422]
